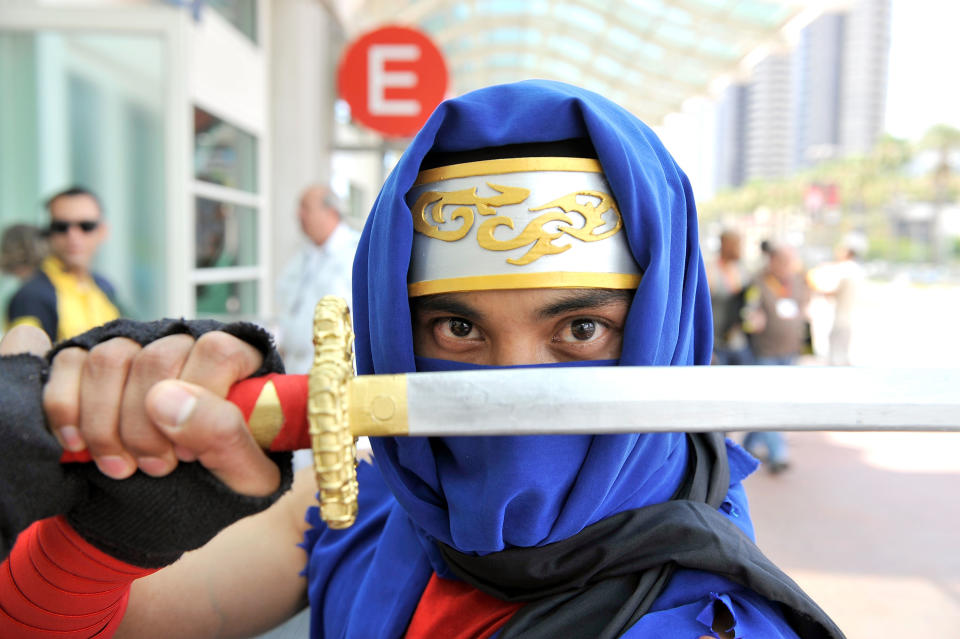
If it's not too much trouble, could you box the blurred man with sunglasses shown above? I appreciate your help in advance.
[6,186,119,341]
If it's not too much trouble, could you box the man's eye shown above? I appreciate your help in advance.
[567,318,597,342]
[440,318,476,339]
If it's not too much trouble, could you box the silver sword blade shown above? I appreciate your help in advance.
[389,366,960,436]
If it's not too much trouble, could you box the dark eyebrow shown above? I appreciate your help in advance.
[536,289,634,319]
[411,293,487,321]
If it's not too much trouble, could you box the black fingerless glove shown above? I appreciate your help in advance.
[0,354,85,560]
[68,451,293,567]
[49,317,286,377]
[54,318,292,568]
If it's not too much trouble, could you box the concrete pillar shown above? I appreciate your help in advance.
[268,0,341,309]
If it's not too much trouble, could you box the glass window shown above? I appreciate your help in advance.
[559,4,605,33]
[68,74,102,188]
[0,32,40,236]
[0,30,166,320]
[194,106,259,193]
[195,280,258,318]
[205,0,258,44]
[195,197,258,269]
[594,55,625,80]
[126,101,166,317]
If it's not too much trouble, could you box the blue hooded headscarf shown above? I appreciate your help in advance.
[353,79,712,556]
[302,80,828,639]
[353,80,711,375]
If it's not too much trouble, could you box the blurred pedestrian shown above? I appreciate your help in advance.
[275,185,360,375]
[706,229,753,365]
[1,223,48,337]
[275,185,363,472]
[0,224,47,281]
[807,235,866,366]
[742,244,810,473]
[6,187,119,341]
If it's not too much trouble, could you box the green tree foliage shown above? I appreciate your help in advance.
[700,132,923,219]
[699,125,960,264]
[919,124,960,202]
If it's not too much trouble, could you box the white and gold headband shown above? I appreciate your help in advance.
[406,157,642,296]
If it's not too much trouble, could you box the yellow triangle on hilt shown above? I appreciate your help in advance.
[247,380,284,448]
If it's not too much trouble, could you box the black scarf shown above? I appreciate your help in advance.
[438,433,844,638]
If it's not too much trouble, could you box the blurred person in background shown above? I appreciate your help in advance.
[706,229,753,365]
[1,223,48,338]
[0,224,47,282]
[1,224,48,332]
[741,244,810,474]
[275,185,360,376]
[275,185,363,473]
[6,187,119,342]
[807,234,867,366]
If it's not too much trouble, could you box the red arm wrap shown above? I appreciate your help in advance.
[0,516,156,638]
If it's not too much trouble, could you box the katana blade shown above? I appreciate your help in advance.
[350,366,960,436]
[57,297,960,469]
[43,297,960,529]
[60,366,960,465]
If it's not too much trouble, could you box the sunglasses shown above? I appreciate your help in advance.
[48,220,100,234]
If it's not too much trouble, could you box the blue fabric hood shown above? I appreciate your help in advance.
[351,79,713,560]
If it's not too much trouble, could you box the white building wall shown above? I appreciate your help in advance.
[269,0,340,292]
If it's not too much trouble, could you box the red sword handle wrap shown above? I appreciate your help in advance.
[58,373,310,464]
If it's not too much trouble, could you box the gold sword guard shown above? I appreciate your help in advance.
[306,296,411,528]
[308,296,359,529]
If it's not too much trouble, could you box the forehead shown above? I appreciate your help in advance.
[49,194,100,219]
[300,187,328,206]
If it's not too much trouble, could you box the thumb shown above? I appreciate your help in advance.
[145,379,281,497]
[0,324,52,357]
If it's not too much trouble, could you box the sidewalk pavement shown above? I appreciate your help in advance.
[742,431,960,638]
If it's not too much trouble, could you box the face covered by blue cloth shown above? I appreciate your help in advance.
[351,80,714,560]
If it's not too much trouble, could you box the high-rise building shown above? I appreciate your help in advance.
[841,0,892,156]
[794,11,846,168]
[713,0,891,189]
[714,82,749,191]
[744,52,793,182]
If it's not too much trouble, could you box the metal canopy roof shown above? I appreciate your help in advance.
[337,0,808,126]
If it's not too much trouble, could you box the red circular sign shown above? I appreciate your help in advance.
[337,26,448,138]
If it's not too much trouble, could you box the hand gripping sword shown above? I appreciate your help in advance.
[61,296,960,529]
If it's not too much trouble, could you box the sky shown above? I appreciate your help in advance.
[660,0,958,201]
[884,0,960,140]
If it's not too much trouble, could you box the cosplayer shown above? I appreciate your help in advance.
[0,81,843,638]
